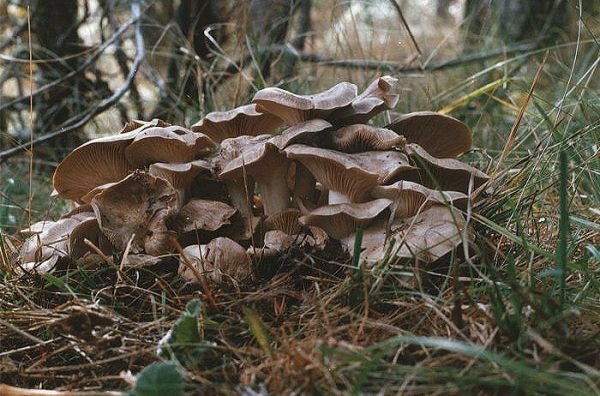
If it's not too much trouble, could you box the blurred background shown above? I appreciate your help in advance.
[0,0,598,230]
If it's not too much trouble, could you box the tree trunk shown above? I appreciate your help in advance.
[464,0,568,45]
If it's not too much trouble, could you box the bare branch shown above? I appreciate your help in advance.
[0,0,144,163]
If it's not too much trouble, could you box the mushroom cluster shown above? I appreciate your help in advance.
[19,77,488,284]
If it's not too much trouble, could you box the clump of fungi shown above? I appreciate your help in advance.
[19,77,488,286]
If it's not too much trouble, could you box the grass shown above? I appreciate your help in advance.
[1,1,600,394]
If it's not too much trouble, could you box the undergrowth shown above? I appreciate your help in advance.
[1,1,599,395]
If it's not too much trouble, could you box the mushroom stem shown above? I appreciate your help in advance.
[225,178,254,220]
[255,163,291,216]
[293,163,316,205]
[328,190,351,204]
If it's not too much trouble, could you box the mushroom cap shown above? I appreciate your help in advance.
[120,118,171,133]
[180,237,252,283]
[53,130,139,201]
[253,82,358,125]
[403,143,489,193]
[179,199,237,233]
[271,119,332,149]
[371,180,468,218]
[90,171,178,255]
[219,141,286,181]
[191,104,284,143]
[149,160,211,190]
[328,124,406,153]
[19,212,96,268]
[299,198,392,239]
[69,217,113,259]
[284,144,415,202]
[125,125,215,168]
[331,76,399,126]
[386,111,472,158]
[343,205,467,264]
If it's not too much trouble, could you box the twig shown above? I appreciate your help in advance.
[0,3,141,113]
[0,0,144,163]
[387,0,422,57]
[172,238,219,311]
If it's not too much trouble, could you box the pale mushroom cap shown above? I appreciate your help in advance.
[343,205,467,264]
[299,198,392,239]
[90,171,177,255]
[386,111,472,158]
[53,130,140,201]
[19,212,95,265]
[179,237,252,283]
[331,76,399,126]
[404,143,489,193]
[179,199,237,233]
[284,144,414,202]
[328,124,406,153]
[125,126,215,168]
[371,180,468,218]
[191,104,284,143]
[253,82,358,125]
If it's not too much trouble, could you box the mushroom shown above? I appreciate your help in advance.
[403,143,489,194]
[178,199,237,233]
[69,217,113,259]
[343,205,466,264]
[90,171,178,255]
[220,142,291,216]
[371,180,468,218]
[299,198,393,240]
[191,104,283,143]
[270,119,333,150]
[125,125,215,168]
[327,124,406,153]
[52,130,139,201]
[253,82,358,125]
[264,208,302,235]
[179,237,252,284]
[19,212,96,272]
[331,76,399,126]
[148,160,211,207]
[284,144,414,204]
[386,111,472,158]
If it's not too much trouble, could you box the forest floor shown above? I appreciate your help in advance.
[1,1,599,395]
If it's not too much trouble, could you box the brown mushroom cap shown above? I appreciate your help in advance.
[179,199,237,233]
[180,237,252,284]
[191,104,284,143]
[220,142,291,216]
[90,171,178,255]
[331,76,399,126]
[125,126,215,168]
[328,124,406,153]
[253,82,358,125]
[343,205,466,264]
[299,198,392,239]
[271,119,332,149]
[386,111,472,158]
[53,130,140,201]
[403,143,489,193]
[284,144,415,203]
[371,180,468,218]
[69,217,113,259]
